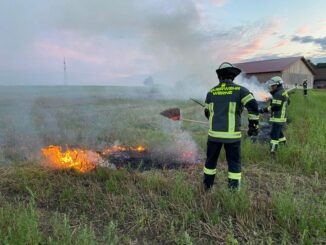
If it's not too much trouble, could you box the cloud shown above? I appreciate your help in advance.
[0,1,50,49]
[35,40,106,65]
[272,39,290,49]
[243,53,284,62]
[223,20,282,61]
[292,35,326,50]
[211,0,229,7]
[296,25,310,35]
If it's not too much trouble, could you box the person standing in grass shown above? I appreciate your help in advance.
[303,80,308,96]
[260,76,289,154]
[203,62,259,190]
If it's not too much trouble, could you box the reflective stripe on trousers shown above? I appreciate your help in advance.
[228,172,241,180]
[203,167,216,175]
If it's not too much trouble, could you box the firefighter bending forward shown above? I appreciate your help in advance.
[260,76,289,153]
[203,63,259,190]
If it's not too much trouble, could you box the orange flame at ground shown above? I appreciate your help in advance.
[102,145,146,155]
[42,144,146,173]
[257,92,270,102]
[41,145,99,173]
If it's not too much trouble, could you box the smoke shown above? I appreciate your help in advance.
[0,1,278,166]
[0,86,205,166]
[234,74,271,101]
[0,0,280,86]
[49,0,218,84]
[151,73,271,102]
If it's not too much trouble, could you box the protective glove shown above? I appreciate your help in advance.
[259,107,269,114]
[248,120,259,136]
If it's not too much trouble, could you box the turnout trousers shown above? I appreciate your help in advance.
[270,123,286,153]
[203,140,241,189]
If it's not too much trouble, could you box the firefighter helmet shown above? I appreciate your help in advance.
[265,76,283,91]
[216,62,241,79]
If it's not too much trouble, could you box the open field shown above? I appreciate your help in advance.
[0,87,325,244]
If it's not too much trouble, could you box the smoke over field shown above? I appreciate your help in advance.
[0,79,271,170]
[0,86,206,169]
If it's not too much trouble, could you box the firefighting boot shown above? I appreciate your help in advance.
[228,179,240,191]
[270,140,279,154]
[203,174,215,191]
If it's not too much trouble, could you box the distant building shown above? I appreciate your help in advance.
[314,67,326,89]
[235,56,315,88]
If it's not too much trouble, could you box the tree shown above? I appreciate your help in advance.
[143,76,154,86]
[316,63,326,68]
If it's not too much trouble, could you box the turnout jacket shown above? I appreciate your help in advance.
[269,86,288,124]
[205,80,259,143]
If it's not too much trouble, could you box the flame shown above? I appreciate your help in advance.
[135,145,145,153]
[182,151,196,162]
[41,144,146,172]
[256,92,270,102]
[102,145,146,155]
[41,145,99,173]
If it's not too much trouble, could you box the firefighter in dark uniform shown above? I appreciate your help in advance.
[203,62,259,190]
[260,76,289,153]
[303,80,308,96]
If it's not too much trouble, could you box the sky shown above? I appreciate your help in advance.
[0,0,326,86]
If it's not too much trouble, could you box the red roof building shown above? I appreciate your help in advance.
[235,56,315,88]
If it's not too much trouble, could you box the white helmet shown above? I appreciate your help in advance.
[265,76,283,91]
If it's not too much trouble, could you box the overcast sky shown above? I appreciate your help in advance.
[0,0,326,85]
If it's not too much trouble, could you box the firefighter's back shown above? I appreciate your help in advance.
[205,81,255,143]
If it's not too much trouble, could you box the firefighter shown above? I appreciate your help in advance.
[260,76,289,153]
[303,80,308,96]
[203,62,259,190]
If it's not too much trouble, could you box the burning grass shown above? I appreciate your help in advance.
[41,145,99,173]
[41,144,198,173]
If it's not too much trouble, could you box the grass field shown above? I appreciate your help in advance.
[0,87,325,244]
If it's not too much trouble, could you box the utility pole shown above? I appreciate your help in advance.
[64,57,67,85]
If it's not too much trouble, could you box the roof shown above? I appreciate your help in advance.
[314,67,326,80]
[234,56,315,75]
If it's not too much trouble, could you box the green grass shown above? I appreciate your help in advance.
[0,88,325,244]
[0,165,325,244]
[243,90,325,175]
